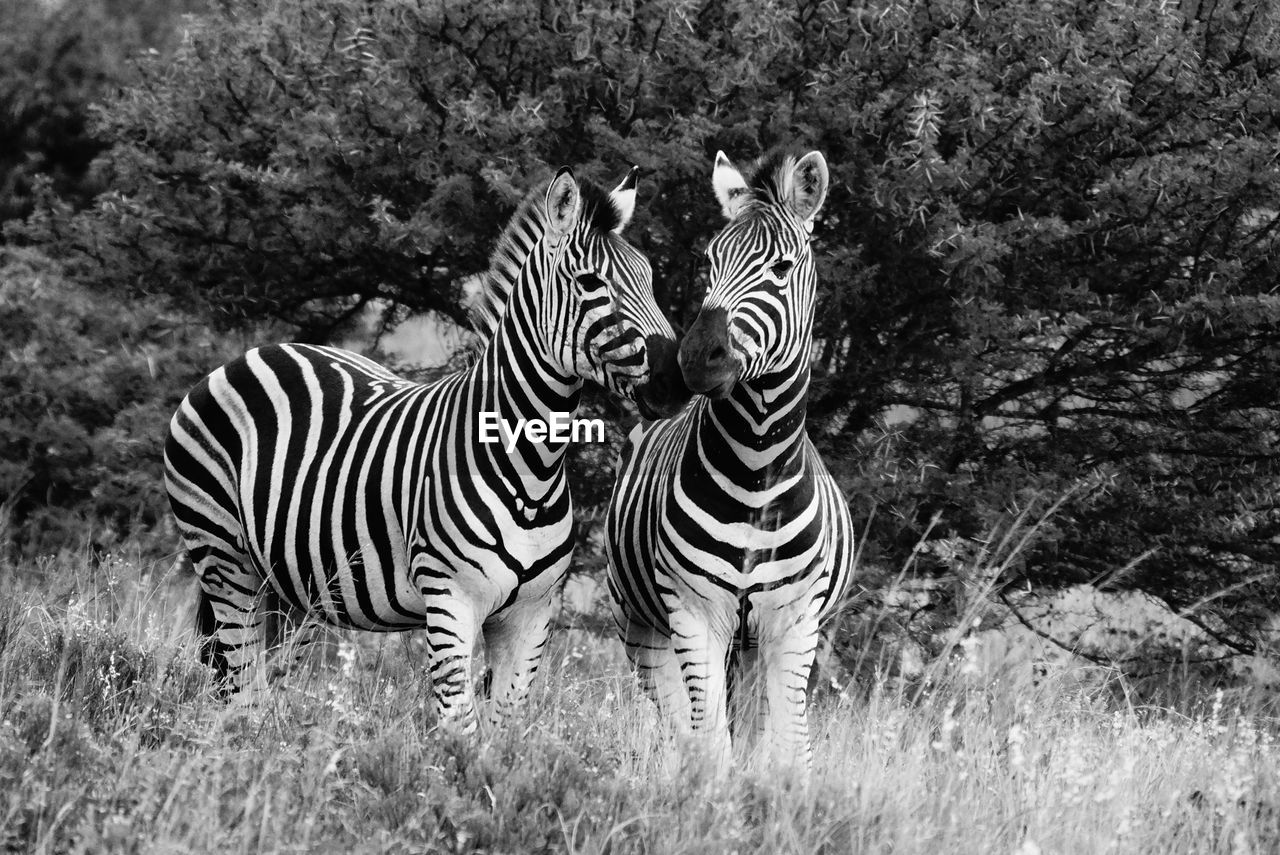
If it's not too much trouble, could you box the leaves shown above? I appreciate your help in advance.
[0,248,255,553]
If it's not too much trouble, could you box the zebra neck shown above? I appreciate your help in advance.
[695,364,811,488]
[474,307,582,476]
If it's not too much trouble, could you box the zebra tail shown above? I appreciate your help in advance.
[191,573,230,686]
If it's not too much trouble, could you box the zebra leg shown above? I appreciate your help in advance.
[753,590,823,770]
[666,602,734,768]
[481,593,554,725]
[190,547,274,694]
[622,621,690,732]
[729,642,766,750]
[418,586,482,734]
[265,607,330,682]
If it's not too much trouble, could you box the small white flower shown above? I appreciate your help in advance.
[1007,722,1026,771]
[932,700,957,752]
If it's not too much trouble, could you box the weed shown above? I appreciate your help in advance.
[1,547,1278,853]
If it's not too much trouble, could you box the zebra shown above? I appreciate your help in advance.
[605,148,855,768]
[164,166,687,732]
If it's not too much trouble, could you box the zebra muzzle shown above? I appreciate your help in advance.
[678,308,740,399]
[634,333,691,419]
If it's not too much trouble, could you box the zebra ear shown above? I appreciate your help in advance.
[711,151,750,221]
[544,167,582,239]
[609,166,639,234]
[784,150,829,228]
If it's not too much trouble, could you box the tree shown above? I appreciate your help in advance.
[17,0,722,338]
[0,0,199,228]
[0,247,254,555]
[800,0,1280,654]
[18,0,1280,652]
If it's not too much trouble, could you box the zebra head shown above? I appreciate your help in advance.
[678,149,830,398]
[540,166,687,419]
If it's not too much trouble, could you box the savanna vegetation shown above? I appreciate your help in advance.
[3,0,1280,850]
[3,548,1279,853]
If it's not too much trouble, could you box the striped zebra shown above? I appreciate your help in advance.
[165,167,686,731]
[605,149,855,767]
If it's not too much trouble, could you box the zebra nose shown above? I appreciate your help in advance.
[635,334,691,419]
[678,307,739,398]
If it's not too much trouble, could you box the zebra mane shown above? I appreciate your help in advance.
[739,146,813,212]
[466,176,628,340]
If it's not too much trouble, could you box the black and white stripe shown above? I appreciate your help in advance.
[605,149,854,767]
[166,167,682,731]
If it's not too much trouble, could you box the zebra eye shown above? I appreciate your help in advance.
[576,273,607,291]
[769,260,794,280]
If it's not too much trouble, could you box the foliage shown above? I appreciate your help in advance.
[801,0,1280,653]
[0,248,255,555]
[0,0,199,228]
[18,0,705,338]
[15,0,1280,647]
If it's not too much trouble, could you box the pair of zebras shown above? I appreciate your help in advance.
[164,147,855,768]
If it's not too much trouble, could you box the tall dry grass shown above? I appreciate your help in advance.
[1,547,1276,854]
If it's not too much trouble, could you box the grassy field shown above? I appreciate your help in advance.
[2,548,1278,854]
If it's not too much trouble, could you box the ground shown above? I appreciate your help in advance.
[2,548,1277,854]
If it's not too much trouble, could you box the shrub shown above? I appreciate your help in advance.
[0,247,255,554]
[0,0,199,228]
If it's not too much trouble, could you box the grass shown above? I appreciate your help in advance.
[1,548,1278,854]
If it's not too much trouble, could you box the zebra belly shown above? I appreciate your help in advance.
[241,467,577,632]
[239,462,423,631]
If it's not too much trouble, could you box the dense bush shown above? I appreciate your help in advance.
[15,0,1280,649]
[17,0,728,338]
[0,0,199,228]
[0,248,255,554]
